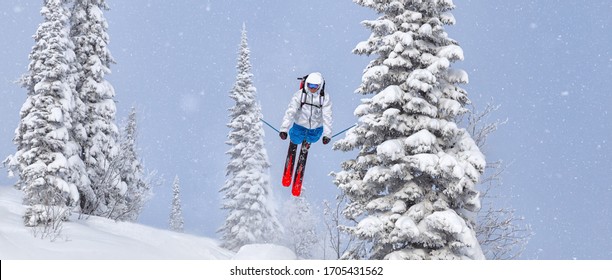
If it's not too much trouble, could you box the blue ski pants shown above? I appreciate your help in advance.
[289,123,323,144]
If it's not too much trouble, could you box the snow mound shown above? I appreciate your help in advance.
[0,186,234,259]
[233,244,297,260]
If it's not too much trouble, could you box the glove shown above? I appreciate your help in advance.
[279,132,288,140]
[322,136,331,145]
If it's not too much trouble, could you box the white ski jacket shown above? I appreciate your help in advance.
[280,88,332,138]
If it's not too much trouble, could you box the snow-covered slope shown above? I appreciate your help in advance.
[1,187,606,279]
[0,186,295,260]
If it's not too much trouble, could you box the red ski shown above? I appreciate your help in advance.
[291,142,310,196]
[282,142,298,187]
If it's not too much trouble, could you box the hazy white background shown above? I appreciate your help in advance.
[1,1,610,259]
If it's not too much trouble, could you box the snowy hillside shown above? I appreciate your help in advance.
[0,186,295,260]
[1,186,606,279]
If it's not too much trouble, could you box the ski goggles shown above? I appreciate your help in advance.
[307,83,320,89]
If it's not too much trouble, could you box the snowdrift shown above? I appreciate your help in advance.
[0,186,295,260]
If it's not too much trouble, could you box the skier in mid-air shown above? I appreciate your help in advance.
[279,72,332,196]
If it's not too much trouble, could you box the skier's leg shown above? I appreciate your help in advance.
[289,123,307,145]
[305,126,324,144]
[283,124,306,187]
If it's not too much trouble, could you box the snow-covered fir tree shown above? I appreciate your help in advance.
[333,0,486,259]
[63,0,93,215]
[169,175,184,232]
[112,107,150,221]
[69,0,122,217]
[219,24,282,251]
[281,189,319,259]
[4,0,80,226]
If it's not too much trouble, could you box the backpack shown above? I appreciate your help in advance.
[297,74,325,109]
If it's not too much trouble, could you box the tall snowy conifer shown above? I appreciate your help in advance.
[169,176,184,232]
[219,24,282,251]
[333,0,486,259]
[70,0,121,216]
[113,107,150,221]
[4,0,80,226]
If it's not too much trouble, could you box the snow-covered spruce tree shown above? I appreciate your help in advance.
[333,0,486,260]
[281,190,318,259]
[169,175,184,232]
[218,24,282,251]
[70,0,122,217]
[4,0,79,226]
[110,107,150,221]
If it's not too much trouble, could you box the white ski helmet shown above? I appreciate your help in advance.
[305,72,323,87]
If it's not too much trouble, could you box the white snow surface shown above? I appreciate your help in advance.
[0,186,295,260]
[233,244,296,260]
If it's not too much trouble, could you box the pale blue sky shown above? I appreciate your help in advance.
[1,1,610,259]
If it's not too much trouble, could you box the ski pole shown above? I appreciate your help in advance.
[260,118,280,133]
[332,124,356,138]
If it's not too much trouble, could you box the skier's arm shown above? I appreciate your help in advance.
[280,90,302,132]
[322,95,333,138]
